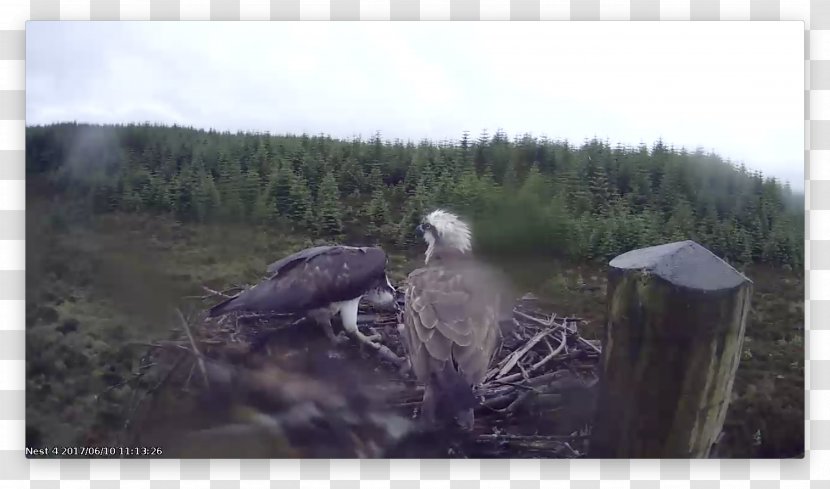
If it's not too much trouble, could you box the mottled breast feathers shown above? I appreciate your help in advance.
[402,261,502,388]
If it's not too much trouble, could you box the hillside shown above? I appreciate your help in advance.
[27,123,803,267]
[25,123,805,457]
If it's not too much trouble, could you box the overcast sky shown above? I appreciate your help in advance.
[26,21,804,189]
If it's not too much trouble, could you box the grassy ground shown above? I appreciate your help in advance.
[25,210,804,457]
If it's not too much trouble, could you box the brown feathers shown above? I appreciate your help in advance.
[208,246,389,317]
[402,257,504,427]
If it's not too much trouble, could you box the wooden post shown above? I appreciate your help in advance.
[590,240,753,458]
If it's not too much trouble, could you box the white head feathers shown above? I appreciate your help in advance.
[422,209,472,264]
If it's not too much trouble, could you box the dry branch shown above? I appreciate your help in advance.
[176,308,209,388]
[126,285,602,458]
[495,325,561,378]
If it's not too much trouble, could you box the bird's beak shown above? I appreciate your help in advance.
[415,224,424,237]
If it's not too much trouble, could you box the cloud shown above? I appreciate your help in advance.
[26,21,804,188]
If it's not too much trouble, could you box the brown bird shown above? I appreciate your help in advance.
[207,245,397,348]
[401,209,505,430]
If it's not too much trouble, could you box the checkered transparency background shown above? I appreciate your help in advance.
[0,0,826,487]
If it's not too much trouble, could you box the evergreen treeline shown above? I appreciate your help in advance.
[27,123,804,268]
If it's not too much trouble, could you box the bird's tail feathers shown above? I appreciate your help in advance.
[429,366,478,429]
[208,295,240,318]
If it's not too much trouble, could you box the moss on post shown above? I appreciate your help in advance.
[591,240,753,458]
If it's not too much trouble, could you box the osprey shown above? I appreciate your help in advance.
[401,209,503,430]
[208,245,397,347]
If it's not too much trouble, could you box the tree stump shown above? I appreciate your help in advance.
[590,240,753,458]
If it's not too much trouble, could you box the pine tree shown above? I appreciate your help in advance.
[315,170,343,237]
[252,195,277,225]
[633,210,657,248]
[453,170,480,215]
[120,180,143,213]
[460,130,471,170]
[559,164,590,216]
[160,151,177,179]
[301,152,326,192]
[364,187,393,241]
[240,168,261,219]
[665,198,696,241]
[737,227,753,265]
[518,163,547,204]
[144,168,171,213]
[502,160,519,191]
[697,201,721,253]
[252,138,273,184]
[217,152,244,220]
[433,169,455,208]
[272,161,296,216]
[657,161,683,214]
[608,200,639,253]
[588,163,611,215]
[338,156,364,196]
[192,170,221,222]
[474,129,490,176]
[367,166,384,192]
[397,180,430,247]
[289,172,314,230]
[170,171,194,221]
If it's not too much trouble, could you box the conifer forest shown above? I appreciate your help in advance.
[27,123,803,266]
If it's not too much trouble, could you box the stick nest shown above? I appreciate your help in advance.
[121,287,601,458]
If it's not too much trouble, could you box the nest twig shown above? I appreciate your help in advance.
[184,285,248,300]
[176,308,210,388]
[121,285,602,458]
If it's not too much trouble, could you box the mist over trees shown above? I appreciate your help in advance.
[27,122,804,268]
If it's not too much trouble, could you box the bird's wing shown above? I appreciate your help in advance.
[209,246,387,317]
[265,246,338,277]
[403,263,501,386]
